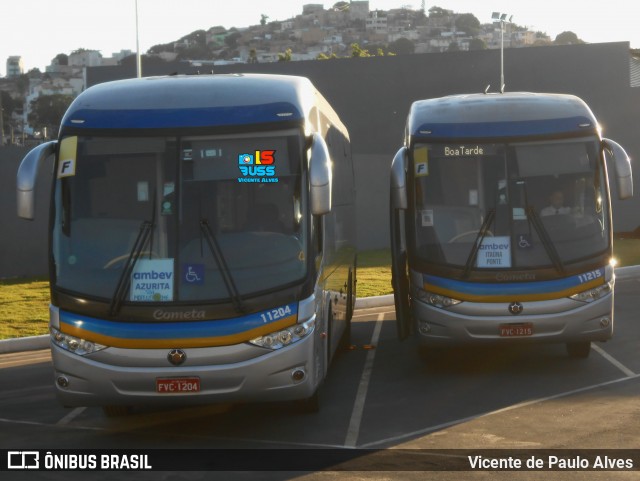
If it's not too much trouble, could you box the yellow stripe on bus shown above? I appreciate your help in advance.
[61,315,298,349]
[423,277,605,303]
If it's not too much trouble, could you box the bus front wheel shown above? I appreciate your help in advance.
[566,341,591,359]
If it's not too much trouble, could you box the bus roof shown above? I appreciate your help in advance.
[407,92,599,141]
[60,73,346,135]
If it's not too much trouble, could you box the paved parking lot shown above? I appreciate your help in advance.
[1,278,639,479]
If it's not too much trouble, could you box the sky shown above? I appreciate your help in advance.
[2,0,639,77]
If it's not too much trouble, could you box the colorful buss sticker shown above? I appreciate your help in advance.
[237,150,279,183]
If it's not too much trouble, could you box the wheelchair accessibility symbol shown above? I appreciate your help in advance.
[183,264,205,285]
[518,234,533,249]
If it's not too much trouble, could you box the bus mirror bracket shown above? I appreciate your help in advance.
[17,140,57,220]
[309,132,332,215]
[603,138,633,200]
[390,147,408,210]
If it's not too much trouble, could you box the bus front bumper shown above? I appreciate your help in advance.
[50,329,322,408]
[411,293,614,347]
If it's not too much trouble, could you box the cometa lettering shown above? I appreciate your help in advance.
[153,309,206,320]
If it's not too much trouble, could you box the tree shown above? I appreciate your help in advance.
[225,30,242,49]
[428,6,450,18]
[388,38,415,55]
[260,14,269,26]
[455,14,480,37]
[1,91,17,122]
[28,94,74,138]
[54,54,69,66]
[554,31,584,45]
[15,74,30,97]
[278,48,292,62]
[148,42,175,54]
[351,43,371,57]
[0,91,17,143]
[317,52,338,60]
[468,38,487,50]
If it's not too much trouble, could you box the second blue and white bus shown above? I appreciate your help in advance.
[17,73,357,415]
[390,92,632,358]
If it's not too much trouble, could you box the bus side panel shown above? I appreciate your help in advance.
[318,120,356,362]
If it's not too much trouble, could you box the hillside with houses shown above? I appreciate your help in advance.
[0,1,594,144]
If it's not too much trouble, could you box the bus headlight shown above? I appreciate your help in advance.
[249,316,315,350]
[414,287,461,309]
[570,281,613,303]
[50,327,107,356]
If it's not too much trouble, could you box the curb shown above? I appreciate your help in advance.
[0,334,49,355]
[612,265,640,279]
[354,293,394,309]
[2,266,637,355]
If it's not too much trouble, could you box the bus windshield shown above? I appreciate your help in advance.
[52,132,307,304]
[411,137,609,272]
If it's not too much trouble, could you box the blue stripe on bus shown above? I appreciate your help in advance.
[412,117,595,139]
[63,103,303,129]
[59,303,298,341]
[423,268,605,299]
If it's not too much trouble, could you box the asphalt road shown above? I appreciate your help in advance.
[1,278,639,480]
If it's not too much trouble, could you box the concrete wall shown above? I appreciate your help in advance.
[2,42,639,277]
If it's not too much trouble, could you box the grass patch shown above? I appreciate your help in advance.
[1,240,639,340]
[612,238,640,267]
[357,249,393,298]
[0,277,50,339]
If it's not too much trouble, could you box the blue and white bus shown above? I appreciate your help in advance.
[17,74,356,415]
[390,92,632,358]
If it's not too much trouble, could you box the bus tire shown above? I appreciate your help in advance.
[566,341,591,359]
[102,405,132,417]
[340,270,354,350]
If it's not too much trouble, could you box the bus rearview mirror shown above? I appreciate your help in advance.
[309,133,332,215]
[390,147,408,210]
[603,138,633,200]
[17,141,57,220]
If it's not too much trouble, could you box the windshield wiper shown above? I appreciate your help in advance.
[462,208,496,279]
[109,220,154,316]
[525,206,565,275]
[516,179,565,275]
[200,219,246,314]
